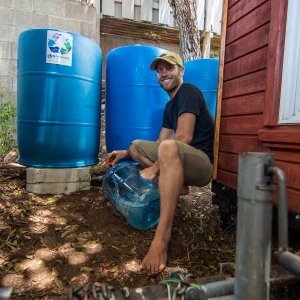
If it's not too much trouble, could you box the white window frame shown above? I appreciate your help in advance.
[279,0,300,124]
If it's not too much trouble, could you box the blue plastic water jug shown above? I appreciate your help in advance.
[102,162,160,230]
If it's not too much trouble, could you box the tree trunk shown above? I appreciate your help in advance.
[168,0,201,62]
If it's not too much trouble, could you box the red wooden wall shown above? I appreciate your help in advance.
[216,0,300,212]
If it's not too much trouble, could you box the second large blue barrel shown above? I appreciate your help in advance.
[105,45,169,152]
[183,59,219,118]
[17,28,102,168]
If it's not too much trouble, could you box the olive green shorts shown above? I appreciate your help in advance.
[131,140,213,187]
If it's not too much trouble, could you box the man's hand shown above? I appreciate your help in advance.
[140,164,159,181]
[107,150,129,166]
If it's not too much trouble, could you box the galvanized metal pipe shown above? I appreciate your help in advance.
[0,287,13,299]
[234,152,275,300]
[185,278,235,300]
[267,166,288,251]
[268,166,300,277]
[279,251,300,277]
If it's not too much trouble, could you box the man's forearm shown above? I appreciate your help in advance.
[173,133,193,145]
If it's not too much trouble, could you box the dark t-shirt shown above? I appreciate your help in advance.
[162,83,215,163]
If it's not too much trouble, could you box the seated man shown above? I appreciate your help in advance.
[107,51,214,274]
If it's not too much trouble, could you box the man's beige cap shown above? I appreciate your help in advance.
[150,52,183,70]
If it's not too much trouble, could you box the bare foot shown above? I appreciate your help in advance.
[140,239,168,274]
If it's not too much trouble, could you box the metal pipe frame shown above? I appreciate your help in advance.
[268,166,300,278]
[185,278,235,300]
[234,152,275,300]
[267,166,288,251]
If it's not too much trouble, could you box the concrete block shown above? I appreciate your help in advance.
[0,0,12,8]
[11,42,17,60]
[80,21,97,40]
[14,10,48,28]
[0,76,13,91]
[11,0,33,12]
[64,2,96,22]
[0,61,16,87]
[33,0,65,17]
[0,58,10,75]
[0,24,20,42]
[9,59,17,76]
[0,6,14,25]
[27,167,91,183]
[26,181,90,195]
[0,58,17,77]
[26,167,91,194]
[12,76,17,92]
[48,16,81,34]
[0,41,11,59]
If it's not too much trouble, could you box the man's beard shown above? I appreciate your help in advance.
[159,76,181,93]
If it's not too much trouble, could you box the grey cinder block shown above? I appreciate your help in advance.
[26,167,91,194]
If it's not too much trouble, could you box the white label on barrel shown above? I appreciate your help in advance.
[46,30,73,67]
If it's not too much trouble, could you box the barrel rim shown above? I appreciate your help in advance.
[18,28,101,50]
[106,44,167,58]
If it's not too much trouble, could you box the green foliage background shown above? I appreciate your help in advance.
[0,92,16,155]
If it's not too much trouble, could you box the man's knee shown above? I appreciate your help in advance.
[158,140,180,158]
[131,140,144,149]
[129,140,143,159]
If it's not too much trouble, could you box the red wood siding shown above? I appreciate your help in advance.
[221,92,265,116]
[217,0,300,212]
[263,0,288,126]
[228,0,240,10]
[258,127,300,144]
[226,1,270,44]
[221,114,264,135]
[276,162,300,191]
[284,189,300,212]
[219,135,265,153]
[224,47,268,81]
[227,0,269,26]
[223,70,266,98]
[273,149,300,164]
[218,1,270,188]
[225,24,269,62]
[218,152,238,173]
[217,169,237,189]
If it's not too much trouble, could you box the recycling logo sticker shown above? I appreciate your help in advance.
[46,30,73,66]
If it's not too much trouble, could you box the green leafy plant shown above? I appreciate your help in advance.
[196,213,207,233]
[0,94,17,155]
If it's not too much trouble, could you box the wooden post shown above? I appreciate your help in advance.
[212,0,228,180]
[202,31,212,58]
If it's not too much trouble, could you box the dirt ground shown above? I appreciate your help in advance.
[0,155,238,299]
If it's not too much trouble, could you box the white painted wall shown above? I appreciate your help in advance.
[100,0,223,34]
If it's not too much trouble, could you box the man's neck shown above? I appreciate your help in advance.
[168,82,183,99]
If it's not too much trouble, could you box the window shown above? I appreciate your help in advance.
[279,0,300,124]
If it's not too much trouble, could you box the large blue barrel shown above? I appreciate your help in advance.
[17,28,102,168]
[183,59,219,118]
[105,45,169,152]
